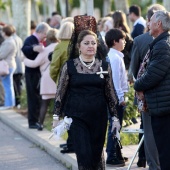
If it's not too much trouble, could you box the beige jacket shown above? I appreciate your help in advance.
[0,36,17,69]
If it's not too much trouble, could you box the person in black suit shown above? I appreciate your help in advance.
[22,22,50,128]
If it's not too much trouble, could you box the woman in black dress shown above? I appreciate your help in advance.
[53,30,120,170]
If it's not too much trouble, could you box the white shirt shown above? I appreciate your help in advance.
[134,17,146,28]
[108,48,129,104]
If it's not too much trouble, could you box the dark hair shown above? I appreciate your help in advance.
[69,30,98,59]
[31,20,36,29]
[68,15,108,60]
[2,25,14,36]
[112,10,130,34]
[77,30,97,46]
[129,5,141,17]
[105,28,126,48]
[52,11,59,16]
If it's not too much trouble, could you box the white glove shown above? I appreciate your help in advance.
[111,116,121,133]
[52,115,60,128]
[49,116,73,140]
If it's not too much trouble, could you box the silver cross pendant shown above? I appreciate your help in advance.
[96,67,108,79]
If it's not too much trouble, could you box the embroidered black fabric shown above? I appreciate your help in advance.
[53,58,118,170]
[78,152,105,170]
[53,58,118,118]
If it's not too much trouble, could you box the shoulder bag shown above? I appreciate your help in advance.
[0,60,9,76]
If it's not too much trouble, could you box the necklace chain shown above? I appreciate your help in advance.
[79,55,95,69]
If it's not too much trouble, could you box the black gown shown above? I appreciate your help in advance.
[54,58,118,170]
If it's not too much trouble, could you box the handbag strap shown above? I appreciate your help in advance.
[42,62,50,72]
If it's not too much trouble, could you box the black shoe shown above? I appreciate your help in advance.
[60,147,75,154]
[60,143,67,148]
[137,158,146,168]
[123,157,128,162]
[116,145,128,162]
[29,123,39,129]
[106,159,125,167]
[131,117,138,124]
[118,155,128,162]
[37,124,43,131]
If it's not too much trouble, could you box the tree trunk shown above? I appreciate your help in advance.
[163,0,170,11]
[31,0,40,23]
[12,0,31,41]
[114,0,129,14]
[114,0,132,30]
[152,0,157,3]
[0,0,11,24]
[46,0,57,17]
[103,0,111,17]
[79,0,87,15]
[87,0,94,16]
[42,0,48,21]
[59,0,66,17]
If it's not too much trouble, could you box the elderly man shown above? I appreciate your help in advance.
[134,10,170,170]
[130,4,165,170]
[22,22,50,129]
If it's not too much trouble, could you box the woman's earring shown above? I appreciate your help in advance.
[79,50,81,54]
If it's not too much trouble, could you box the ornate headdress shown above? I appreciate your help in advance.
[68,15,107,60]
[74,15,97,35]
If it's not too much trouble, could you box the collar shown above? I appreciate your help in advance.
[33,32,40,42]
[109,48,124,58]
[134,17,146,27]
[150,31,170,49]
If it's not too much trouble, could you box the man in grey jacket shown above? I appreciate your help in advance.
[129,4,165,170]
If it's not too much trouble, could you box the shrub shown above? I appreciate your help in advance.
[123,85,139,127]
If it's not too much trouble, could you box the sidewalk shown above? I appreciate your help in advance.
[0,109,148,170]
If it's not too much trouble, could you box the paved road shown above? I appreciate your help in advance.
[0,120,67,170]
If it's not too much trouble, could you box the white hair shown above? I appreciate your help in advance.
[35,22,50,33]
[154,10,170,32]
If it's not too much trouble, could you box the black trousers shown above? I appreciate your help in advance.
[138,116,145,159]
[13,73,23,106]
[25,72,41,126]
[151,114,170,170]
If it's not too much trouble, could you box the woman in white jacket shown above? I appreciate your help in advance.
[24,29,59,130]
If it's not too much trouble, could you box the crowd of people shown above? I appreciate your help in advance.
[0,3,170,170]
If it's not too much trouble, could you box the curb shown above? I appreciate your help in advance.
[0,109,78,170]
[0,109,146,170]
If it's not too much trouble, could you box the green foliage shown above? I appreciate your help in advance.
[120,132,138,145]
[20,88,27,109]
[127,0,163,17]
[70,0,79,8]
[44,100,54,130]
[123,85,139,127]
[94,0,103,16]
[0,0,8,10]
